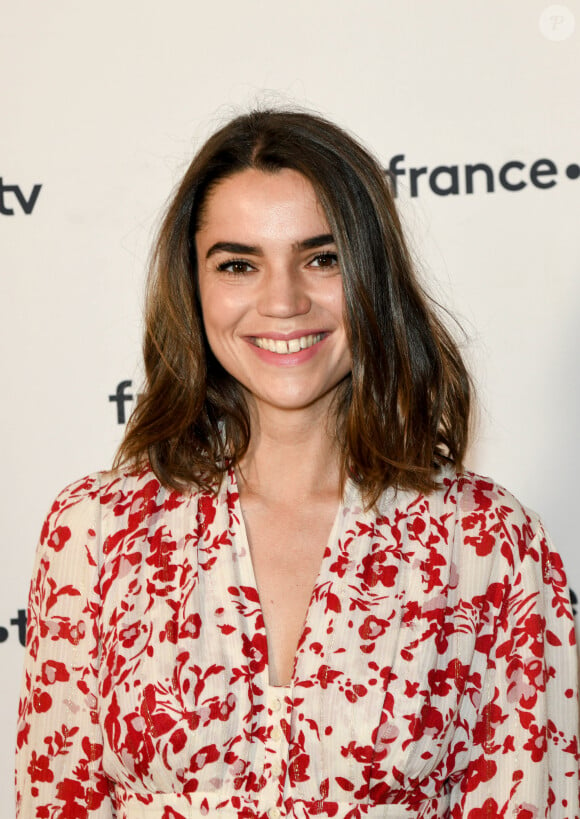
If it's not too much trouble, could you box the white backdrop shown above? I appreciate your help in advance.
[1,1,579,811]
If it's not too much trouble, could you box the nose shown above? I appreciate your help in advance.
[256,266,311,318]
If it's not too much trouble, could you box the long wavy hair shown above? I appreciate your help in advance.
[115,109,471,502]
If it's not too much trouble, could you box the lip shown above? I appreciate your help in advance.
[244,331,329,366]
[246,330,328,341]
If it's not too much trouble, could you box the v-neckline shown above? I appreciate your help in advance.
[227,469,350,688]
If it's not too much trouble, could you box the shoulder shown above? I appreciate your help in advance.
[44,464,197,524]
[429,468,555,580]
[380,466,545,569]
[39,466,168,549]
[42,465,225,554]
[402,469,570,616]
[382,466,538,534]
[440,468,539,527]
[445,468,539,538]
[39,472,104,549]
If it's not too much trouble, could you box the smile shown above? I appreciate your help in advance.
[251,333,325,354]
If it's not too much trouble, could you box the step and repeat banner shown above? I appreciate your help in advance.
[1,1,578,811]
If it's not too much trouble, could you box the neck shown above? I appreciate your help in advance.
[237,402,343,503]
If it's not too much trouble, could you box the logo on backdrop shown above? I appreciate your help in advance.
[0,178,42,214]
[539,5,576,41]
[109,380,141,425]
[387,155,580,198]
[0,609,26,646]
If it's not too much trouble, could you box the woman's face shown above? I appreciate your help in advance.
[195,168,351,418]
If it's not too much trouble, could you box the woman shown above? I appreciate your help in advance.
[16,110,579,818]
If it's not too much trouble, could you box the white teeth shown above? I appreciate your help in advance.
[254,333,323,354]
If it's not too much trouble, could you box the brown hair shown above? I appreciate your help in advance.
[115,108,471,502]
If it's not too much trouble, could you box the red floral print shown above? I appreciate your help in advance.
[15,467,579,818]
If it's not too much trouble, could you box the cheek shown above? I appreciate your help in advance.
[199,286,247,350]
[199,282,225,331]
[323,284,347,330]
[198,287,222,355]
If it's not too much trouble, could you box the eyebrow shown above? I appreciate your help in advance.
[205,233,335,260]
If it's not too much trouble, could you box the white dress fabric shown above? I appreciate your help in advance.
[16,466,580,818]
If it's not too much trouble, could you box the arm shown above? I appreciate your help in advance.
[450,520,579,818]
[16,475,114,818]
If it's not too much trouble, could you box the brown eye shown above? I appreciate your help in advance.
[310,252,338,269]
[217,259,254,275]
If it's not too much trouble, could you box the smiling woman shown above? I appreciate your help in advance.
[16,110,579,819]
[115,109,471,502]
[195,168,351,418]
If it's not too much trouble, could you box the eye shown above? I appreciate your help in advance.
[217,258,255,275]
[309,252,339,270]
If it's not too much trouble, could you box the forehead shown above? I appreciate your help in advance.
[196,168,330,239]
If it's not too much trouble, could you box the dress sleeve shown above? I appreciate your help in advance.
[450,518,580,818]
[15,475,114,818]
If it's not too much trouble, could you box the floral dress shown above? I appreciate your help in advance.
[16,466,579,818]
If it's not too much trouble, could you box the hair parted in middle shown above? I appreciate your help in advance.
[115,108,471,503]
